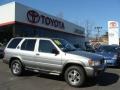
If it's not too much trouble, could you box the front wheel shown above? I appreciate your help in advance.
[10,60,24,76]
[64,66,85,87]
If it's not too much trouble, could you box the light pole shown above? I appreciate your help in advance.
[94,26,102,42]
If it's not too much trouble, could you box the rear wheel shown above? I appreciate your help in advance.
[64,66,85,87]
[10,60,24,76]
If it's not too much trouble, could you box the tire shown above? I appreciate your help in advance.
[64,66,85,87]
[10,60,24,76]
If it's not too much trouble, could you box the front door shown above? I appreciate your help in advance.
[35,39,62,72]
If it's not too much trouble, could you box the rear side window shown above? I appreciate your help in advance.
[21,39,36,51]
[7,38,22,49]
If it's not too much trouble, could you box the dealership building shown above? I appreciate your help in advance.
[0,2,85,47]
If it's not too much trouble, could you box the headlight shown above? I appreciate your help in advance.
[94,61,100,66]
[88,60,100,66]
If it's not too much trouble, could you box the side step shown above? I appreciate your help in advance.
[26,67,60,76]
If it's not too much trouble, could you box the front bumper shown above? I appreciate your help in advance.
[105,59,118,66]
[85,65,106,77]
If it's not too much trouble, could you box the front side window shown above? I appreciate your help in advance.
[39,40,57,53]
[7,38,22,49]
[21,39,36,51]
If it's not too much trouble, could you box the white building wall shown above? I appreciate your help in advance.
[0,2,15,24]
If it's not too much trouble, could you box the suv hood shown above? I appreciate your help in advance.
[68,50,104,61]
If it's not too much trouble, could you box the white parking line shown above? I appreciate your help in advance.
[9,77,18,81]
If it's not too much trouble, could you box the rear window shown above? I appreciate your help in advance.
[7,38,22,49]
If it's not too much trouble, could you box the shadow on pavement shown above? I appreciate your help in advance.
[22,71,39,77]
[36,73,64,81]
[82,72,119,87]
[22,71,64,81]
[21,71,119,87]
[108,66,120,69]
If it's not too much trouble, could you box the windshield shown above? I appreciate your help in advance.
[98,46,119,52]
[53,39,76,52]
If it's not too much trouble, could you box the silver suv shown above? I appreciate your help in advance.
[3,37,105,87]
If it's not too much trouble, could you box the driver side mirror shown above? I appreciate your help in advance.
[52,49,59,55]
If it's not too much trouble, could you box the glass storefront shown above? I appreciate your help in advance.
[0,25,13,45]
[0,23,85,48]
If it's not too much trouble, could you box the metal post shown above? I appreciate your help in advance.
[94,26,102,42]
[12,24,16,37]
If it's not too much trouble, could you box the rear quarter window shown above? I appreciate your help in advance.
[7,38,22,49]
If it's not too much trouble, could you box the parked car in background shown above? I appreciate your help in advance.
[85,45,95,53]
[84,42,96,53]
[3,37,105,87]
[74,44,95,52]
[0,49,4,59]
[0,43,5,59]
[96,45,120,66]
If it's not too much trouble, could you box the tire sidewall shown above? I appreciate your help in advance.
[10,60,23,76]
[65,66,85,87]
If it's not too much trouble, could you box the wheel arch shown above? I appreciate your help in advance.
[62,63,86,76]
[9,57,23,68]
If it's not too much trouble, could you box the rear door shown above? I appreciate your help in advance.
[18,39,38,68]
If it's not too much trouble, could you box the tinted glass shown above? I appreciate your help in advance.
[39,40,56,53]
[21,39,36,51]
[7,38,22,49]
[15,24,84,48]
[53,39,76,52]
[98,46,119,52]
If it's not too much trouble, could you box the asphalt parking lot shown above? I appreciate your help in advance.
[0,59,120,90]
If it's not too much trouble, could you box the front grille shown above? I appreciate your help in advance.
[100,59,104,64]
[117,53,120,64]
[117,58,120,64]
